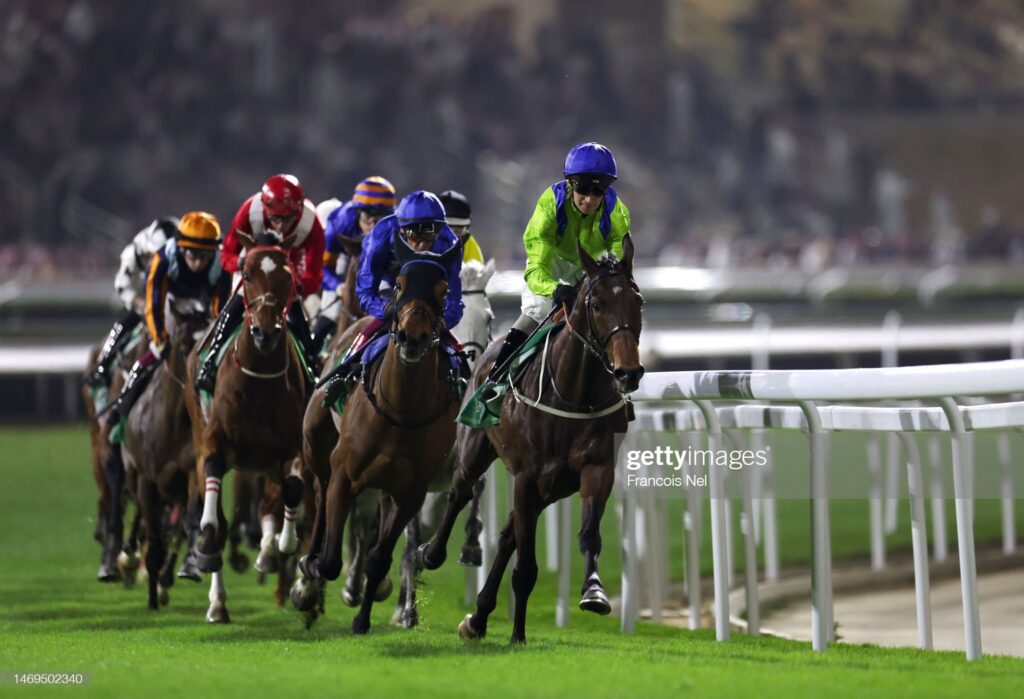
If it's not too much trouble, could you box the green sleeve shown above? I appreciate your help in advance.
[607,198,631,260]
[522,189,559,297]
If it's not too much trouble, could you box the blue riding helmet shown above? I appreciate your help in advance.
[396,191,446,226]
[563,142,618,180]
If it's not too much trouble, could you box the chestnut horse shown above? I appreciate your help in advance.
[121,296,213,610]
[420,236,644,643]
[292,234,463,634]
[183,241,309,622]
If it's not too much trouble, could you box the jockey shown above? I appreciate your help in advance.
[486,142,632,383]
[112,212,230,419]
[195,173,325,392]
[85,217,180,389]
[319,190,465,406]
[438,190,485,264]
[310,175,397,355]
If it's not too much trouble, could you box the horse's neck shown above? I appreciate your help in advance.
[235,324,289,371]
[340,257,361,317]
[378,341,444,412]
[547,310,615,407]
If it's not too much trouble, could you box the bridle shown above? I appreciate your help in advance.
[233,245,296,379]
[386,259,446,356]
[563,266,641,377]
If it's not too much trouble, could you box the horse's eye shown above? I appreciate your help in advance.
[592,302,600,312]
[243,271,252,282]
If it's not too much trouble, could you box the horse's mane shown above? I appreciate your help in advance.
[594,252,629,276]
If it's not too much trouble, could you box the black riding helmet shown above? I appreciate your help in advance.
[439,190,471,228]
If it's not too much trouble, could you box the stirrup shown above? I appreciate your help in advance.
[195,360,218,393]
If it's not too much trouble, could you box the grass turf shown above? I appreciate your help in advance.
[0,425,1022,698]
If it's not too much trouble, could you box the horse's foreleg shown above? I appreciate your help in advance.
[138,478,165,611]
[459,476,486,567]
[206,569,229,623]
[197,453,227,573]
[509,474,543,644]
[254,480,282,575]
[227,472,252,573]
[99,447,125,582]
[395,517,421,628]
[309,470,352,582]
[459,510,515,640]
[420,428,496,570]
[577,464,614,615]
[353,492,423,635]
[177,495,203,581]
[276,466,303,555]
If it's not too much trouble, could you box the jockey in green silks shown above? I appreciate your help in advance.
[484,142,632,385]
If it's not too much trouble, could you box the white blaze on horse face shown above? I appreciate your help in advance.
[260,255,278,276]
[612,285,624,295]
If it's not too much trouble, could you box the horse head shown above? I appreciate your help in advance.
[166,295,212,358]
[241,239,294,354]
[573,234,645,394]
[453,258,495,367]
[391,231,463,364]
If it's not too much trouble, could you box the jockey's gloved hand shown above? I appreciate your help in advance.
[553,284,577,312]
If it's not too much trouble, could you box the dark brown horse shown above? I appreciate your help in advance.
[184,242,309,622]
[121,296,213,610]
[420,236,644,643]
[292,235,463,634]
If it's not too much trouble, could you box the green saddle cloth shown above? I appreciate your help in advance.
[457,321,565,429]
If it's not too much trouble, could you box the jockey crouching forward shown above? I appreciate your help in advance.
[85,217,180,389]
[319,190,466,407]
[310,175,397,355]
[195,173,325,392]
[112,212,231,419]
[483,142,632,392]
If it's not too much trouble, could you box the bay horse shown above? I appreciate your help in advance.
[183,238,309,622]
[121,295,213,610]
[292,234,463,634]
[419,236,644,643]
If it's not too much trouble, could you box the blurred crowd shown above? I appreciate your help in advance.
[4,0,1024,282]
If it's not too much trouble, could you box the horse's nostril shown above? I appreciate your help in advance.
[397,330,408,344]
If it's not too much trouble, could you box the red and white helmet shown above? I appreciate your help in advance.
[261,174,305,218]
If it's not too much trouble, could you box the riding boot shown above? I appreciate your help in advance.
[288,298,321,377]
[319,359,362,408]
[195,294,243,393]
[486,328,528,383]
[86,309,142,388]
[112,349,160,421]
[309,315,337,358]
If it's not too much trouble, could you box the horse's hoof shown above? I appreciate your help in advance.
[229,551,250,574]
[401,607,419,629]
[256,571,267,586]
[253,550,278,575]
[510,634,527,645]
[290,578,319,613]
[340,585,361,608]
[206,604,230,624]
[117,551,140,588]
[97,563,120,583]
[459,545,483,568]
[374,576,393,602]
[196,550,223,574]
[418,542,446,571]
[352,615,371,635]
[176,559,202,582]
[158,584,170,607]
[579,587,611,615]
[458,614,482,639]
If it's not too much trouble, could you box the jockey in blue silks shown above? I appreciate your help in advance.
[318,190,466,406]
[310,176,397,354]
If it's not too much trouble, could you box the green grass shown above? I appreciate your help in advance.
[1,426,1023,698]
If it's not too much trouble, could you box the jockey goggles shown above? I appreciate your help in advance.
[401,222,442,239]
[569,175,612,197]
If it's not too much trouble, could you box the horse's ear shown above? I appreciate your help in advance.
[482,257,496,283]
[578,242,600,277]
[237,230,256,248]
[439,233,467,268]
[393,229,415,265]
[621,234,634,275]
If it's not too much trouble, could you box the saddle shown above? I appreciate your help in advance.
[457,322,566,429]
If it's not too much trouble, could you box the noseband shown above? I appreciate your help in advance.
[564,267,641,376]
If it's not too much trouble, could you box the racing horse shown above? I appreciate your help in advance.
[390,256,495,628]
[420,236,644,643]
[183,237,310,622]
[121,295,213,610]
[292,234,464,634]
